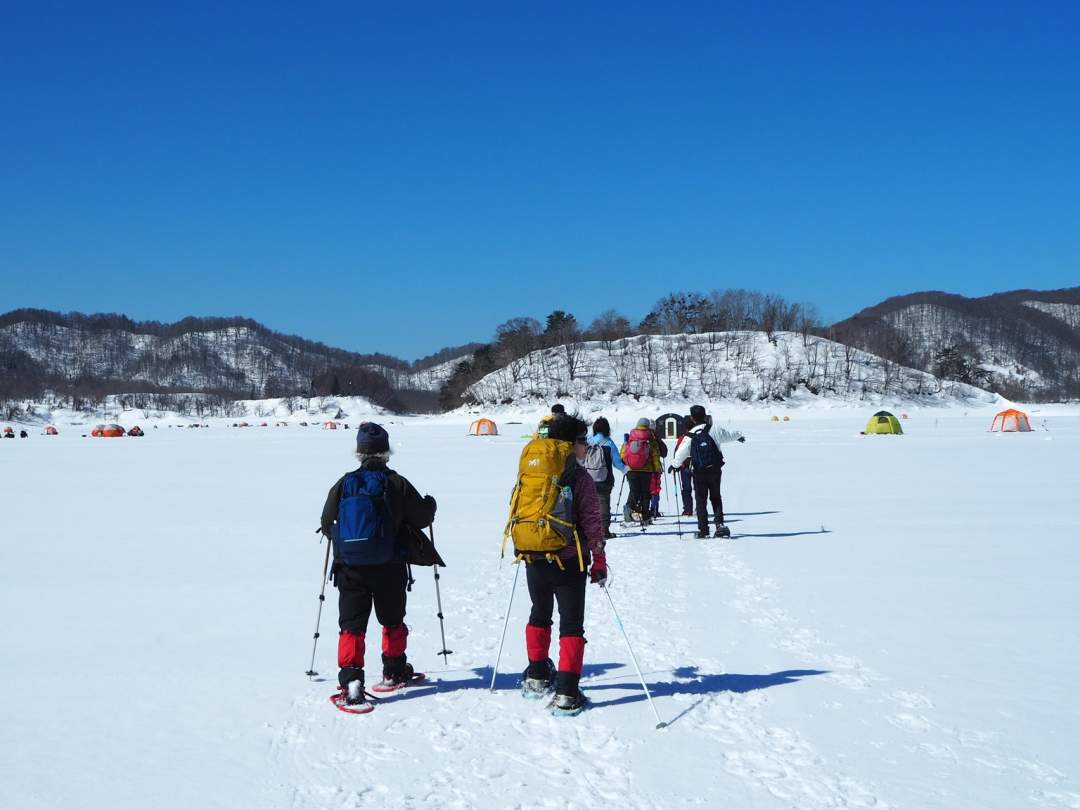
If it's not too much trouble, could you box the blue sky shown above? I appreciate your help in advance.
[2,2,1078,359]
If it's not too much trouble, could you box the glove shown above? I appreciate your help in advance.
[424,494,437,514]
[738,436,746,443]
[590,555,608,587]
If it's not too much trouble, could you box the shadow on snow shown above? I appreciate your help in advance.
[378,665,828,727]
[587,666,829,726]
[376,662,627,702]
[734,529,831,540]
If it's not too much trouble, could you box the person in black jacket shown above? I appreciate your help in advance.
[320,422,436,705]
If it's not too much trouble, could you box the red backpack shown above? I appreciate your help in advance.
[623,427,653,470]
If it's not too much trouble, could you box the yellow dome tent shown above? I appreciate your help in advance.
[863,411,903,435]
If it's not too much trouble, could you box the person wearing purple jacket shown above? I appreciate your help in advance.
[520,414,607,713]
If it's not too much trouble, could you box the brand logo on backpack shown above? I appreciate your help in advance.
[332,470,395,566]
[690,429,724,471]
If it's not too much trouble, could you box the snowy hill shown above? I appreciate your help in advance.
[367,355,470,393]
[0,311,371,395]
[831,287,1080,400]
[464,330,997,408]
[0,310,473,410]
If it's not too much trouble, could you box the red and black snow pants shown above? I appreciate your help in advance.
[335,561,409,687]
[525,559,587,696]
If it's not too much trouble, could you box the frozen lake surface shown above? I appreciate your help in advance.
[2,406,1078,809]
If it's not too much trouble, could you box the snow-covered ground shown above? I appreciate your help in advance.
[1,404,1078,809]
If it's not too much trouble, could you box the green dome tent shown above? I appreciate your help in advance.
[864,411,903,435]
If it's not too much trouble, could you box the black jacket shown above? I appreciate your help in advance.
[321,458,436,550]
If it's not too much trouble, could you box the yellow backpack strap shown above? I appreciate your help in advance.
[502,480,523,559]
[573,528,584,573]
[545,552,566,571]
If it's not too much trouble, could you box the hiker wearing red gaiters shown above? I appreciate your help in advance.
[320,422,436,709]
[517,413,606,715]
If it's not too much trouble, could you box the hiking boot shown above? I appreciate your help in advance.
[549,690,588,715]
[381,661,414,686]
[375,654,416,690]
[696,530,709,539]
[714,524,731,538]
[681,510,693,517]
[344,679,366,706]
[521,657,555,698]
[338,665,364,691]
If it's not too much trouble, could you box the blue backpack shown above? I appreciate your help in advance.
[332,470,395,566]
[690,429,723,471]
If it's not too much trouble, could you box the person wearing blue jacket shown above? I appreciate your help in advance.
[588,417,626,539]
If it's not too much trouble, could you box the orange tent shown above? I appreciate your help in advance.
[468,418,498,436]
[91,424,126,438]
[324,420,339,430]
[128,426,145,437]
[3,426,13,436]
[45,426,59,435]
[990,408,1032,433]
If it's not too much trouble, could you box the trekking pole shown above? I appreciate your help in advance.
[613,474,626,523]
[602,583,666,729]
[429,525,453,665]
[489,560,521,692]
[305,528,332,678]
[671,471,683,538]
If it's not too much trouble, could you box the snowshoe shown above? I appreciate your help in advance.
[521,658,556,699]
[714,524,731,539]
[330,681,375,714]
[371,663,426,693]
[548,691,588,717]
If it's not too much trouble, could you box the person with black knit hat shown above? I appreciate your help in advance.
[320,422,437,711]
[534,403,566,439]
[517,413,606,715]
[671,405,745,538]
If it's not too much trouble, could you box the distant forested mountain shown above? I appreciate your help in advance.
[828,287,1080,401]
[2,284,1075,419]
[0,309,471,413]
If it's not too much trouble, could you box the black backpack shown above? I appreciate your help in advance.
[690,428,724,471]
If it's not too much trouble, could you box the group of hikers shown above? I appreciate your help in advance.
[317,404,744,715]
